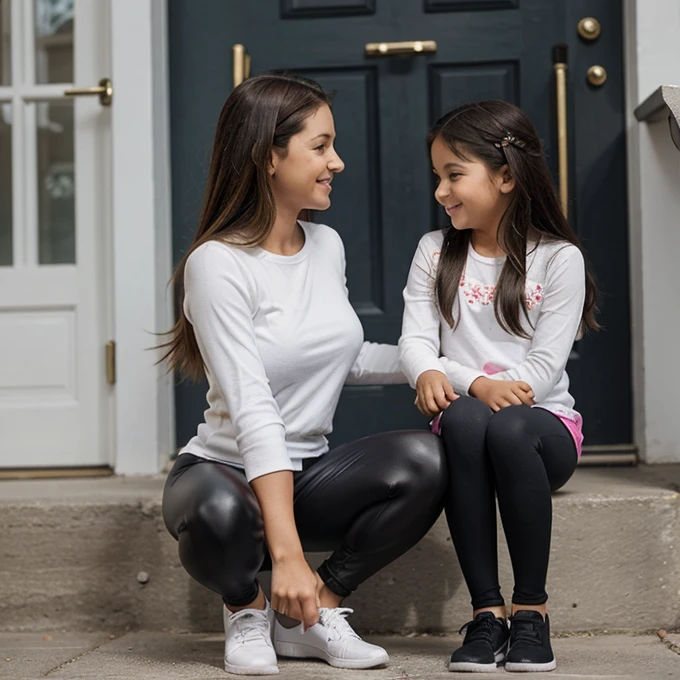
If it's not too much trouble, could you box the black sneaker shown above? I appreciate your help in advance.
[505,610,556,672]
[448,611,509,672]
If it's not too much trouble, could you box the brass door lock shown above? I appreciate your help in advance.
[577,17,601,42]
[586,65,607,87]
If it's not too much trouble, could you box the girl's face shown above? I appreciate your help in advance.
[270,104,345,213]
[430,135,514,234]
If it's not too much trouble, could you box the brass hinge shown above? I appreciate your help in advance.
[105,340,116,385]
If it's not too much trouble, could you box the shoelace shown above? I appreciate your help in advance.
[509,617,542,646]
[458,614,497,645]
[229,609,271,645]
[318,607,360,642]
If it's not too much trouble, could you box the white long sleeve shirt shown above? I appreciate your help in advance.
[399,229,585,421]
[180,221,405,481]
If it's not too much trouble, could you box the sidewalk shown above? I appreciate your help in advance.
[2,631,678,680]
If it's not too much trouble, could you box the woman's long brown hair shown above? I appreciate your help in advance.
[159,72,331,381]
[428,100,599,337]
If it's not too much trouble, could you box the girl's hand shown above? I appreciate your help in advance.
[469,376,535,411]
[271,554,321,629]
[415,370,458,418]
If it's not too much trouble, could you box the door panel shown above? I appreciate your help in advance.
[169,0,631,454]
[0,0,111,467]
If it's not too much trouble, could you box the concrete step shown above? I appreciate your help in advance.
[2,631,679,679]
[1,465,679,635]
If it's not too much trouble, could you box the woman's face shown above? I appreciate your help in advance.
[430,135,514,234]
[270,104,345,214]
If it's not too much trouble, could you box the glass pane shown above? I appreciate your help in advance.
[35,0,74,84]
[0,0,10,85]
[0,104,11,266]
[37,100,75,264]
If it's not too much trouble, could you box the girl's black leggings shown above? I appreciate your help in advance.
[438,396,578,610]
[162,431,447,607]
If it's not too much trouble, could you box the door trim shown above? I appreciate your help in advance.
[110,0,174,475]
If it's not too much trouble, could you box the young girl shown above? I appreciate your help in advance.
[399,100,598,673]
[160,72,447,676]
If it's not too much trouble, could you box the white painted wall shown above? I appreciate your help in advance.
[625,0,680,463]
[110,0,174,474]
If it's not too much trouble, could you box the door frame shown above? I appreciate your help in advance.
[623,0,680,464]
[120,0,677,472]
[110,0,174,475]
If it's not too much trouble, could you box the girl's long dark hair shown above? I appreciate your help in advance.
[159,72,332,381]
[428,100,599,337]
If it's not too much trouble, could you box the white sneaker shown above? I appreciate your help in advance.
[223,600,279,675]
[273,607,389,669]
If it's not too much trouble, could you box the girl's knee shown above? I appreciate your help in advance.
[438,395,492,434]
[486,406,534,462]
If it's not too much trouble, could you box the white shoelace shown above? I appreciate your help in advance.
[229,608,271,645]
[318,607,361,642]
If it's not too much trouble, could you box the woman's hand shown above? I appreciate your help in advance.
[415,370,458,418]
[469,376,535,411]
[249,471,320,629]
[271,553,320,629]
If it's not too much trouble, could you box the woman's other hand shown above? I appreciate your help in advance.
[271,553,321,629]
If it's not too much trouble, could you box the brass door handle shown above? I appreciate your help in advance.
[552,44,569,219]
[64,77,113,106]
[365,40,437,57]
[233,44,251,89]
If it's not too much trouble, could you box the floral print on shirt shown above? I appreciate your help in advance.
[460,275,544,310]
[431,249,544,310]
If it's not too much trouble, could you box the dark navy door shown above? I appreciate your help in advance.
[169,0,631,457]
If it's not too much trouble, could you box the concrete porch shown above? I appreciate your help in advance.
[2,630,679,679]
[1,465,679,636]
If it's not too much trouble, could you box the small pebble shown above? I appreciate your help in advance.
[109,634,116,639]
[658,629,667,639]
[42,634,52,641]
[136,571,150,584]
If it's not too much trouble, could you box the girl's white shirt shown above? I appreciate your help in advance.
[399,229,585,420]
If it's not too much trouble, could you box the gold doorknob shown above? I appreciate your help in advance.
[577,17,601,42]
[586,65,607,87]
[365,40,437,56]
[64,77,113,106]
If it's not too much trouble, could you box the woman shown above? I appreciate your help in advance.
[161,72,447,676]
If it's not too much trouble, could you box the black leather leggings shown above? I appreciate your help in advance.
[162,431,447,607]
[438,396,578,610]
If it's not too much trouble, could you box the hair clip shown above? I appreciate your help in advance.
[494,133,526,149]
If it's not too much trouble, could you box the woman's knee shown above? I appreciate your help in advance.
[382,430,447,498]
[185,484,263,547]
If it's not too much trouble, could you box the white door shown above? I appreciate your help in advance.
[0,0,111,468]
